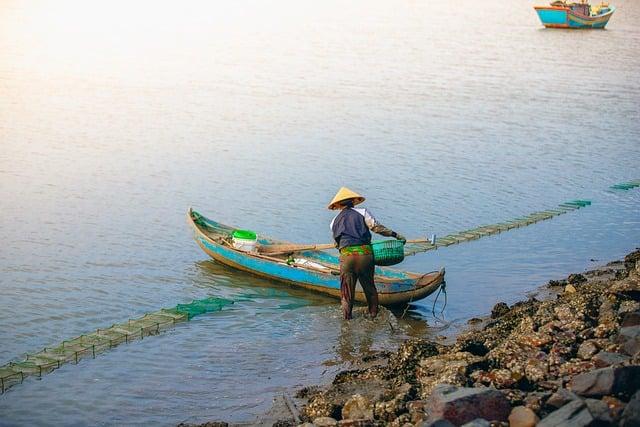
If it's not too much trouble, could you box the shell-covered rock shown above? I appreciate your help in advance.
[291,251,640,427]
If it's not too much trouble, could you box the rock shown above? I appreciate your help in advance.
[548,279,567,288]
[577,327,596,341]
[558,360,596,378]
[517,331,552,348]
[407,400,426,413]
[298,424,316,427]
[525,355,549,382]
[423,384,511,425]
[546,388,580,409]
[394,382,415,402]
[337,420,373,427]
[602,396,626,421]
[609,279,640,301]
[624,250,640,271]
[592,351,630,368]
[576,341,599,360]
[467,318,482,325]
[470,369,518,389]
[584,398,613,424]
[567,274,587,285]
[455,339,488,356]
[500,389,526,408]
[594,323,616,339]
[537,380,561,392]
[342,395,373,421]
[537,399,594,427]
[619,302,640,317]
[617,325,640,356]
[183,423,228,427]
[296,386,321,399]
[621,311,640,327]
[620,390,640,427]
[508,406,539,427]
[390,413,411,426]
[373,400,394,422]
[554,305,576,323]
[407,400,428,424]
[460,419,490,427]
[523,392,548,413]
[304,394,341,420]
[568,366,640,398]
[386,339,439,383]
[491,302,510,319]
[313,417,338,427]
[416,420,455,427]
[417,352,484,397]
[565,284,577,294]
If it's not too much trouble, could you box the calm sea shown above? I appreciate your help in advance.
[0,0,639,424]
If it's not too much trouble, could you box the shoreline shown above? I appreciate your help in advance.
[189,249,640,426]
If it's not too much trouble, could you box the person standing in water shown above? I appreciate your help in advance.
[328,187,406,320]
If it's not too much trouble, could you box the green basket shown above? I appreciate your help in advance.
[371,240,405,266]
[232,229,257,240]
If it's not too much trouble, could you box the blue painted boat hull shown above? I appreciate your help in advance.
[534,5,615,28]
[187,208,445,306]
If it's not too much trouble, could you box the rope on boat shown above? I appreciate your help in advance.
[403,199,592,257]
[432,281,447,318]
[0,297,233,394]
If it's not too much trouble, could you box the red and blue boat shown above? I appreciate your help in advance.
[534,0,615,29]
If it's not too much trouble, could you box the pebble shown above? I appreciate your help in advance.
[313,417,338,427]
[342,395,373,421]
[508,406,539,427]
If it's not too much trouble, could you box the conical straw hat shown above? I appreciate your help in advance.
[327,187,365,210]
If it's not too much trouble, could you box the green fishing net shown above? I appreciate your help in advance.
[0,297,233,393]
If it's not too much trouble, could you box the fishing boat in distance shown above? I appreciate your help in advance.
[187,208,445,306]
[534,0,615,29]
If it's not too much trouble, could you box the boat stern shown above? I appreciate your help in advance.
[534,6,570,28]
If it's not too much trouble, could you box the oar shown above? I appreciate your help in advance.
[258,238,435,255]
[257,243,336,254]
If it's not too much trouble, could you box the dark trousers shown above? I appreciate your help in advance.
[339,254,378,320]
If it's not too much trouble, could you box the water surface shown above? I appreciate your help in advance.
[0,0,639,424]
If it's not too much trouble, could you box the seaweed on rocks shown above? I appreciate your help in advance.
[624,249,640,272]
[200,251,640,426]
[384,339,439,384]
[294,252,640,426]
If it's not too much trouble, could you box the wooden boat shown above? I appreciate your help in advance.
[187,208,445,306]
[534,0,615,28]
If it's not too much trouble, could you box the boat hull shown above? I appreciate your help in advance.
[188,209,445,306]
[534,6,614,28]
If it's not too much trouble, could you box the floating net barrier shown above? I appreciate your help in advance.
[0,297,233,393]
[403,199,592,257]
[610,180,640,191]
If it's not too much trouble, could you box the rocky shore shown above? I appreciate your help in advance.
[186,249,640,427]
[292,249,640,426]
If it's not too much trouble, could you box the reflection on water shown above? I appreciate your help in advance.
[1,0,639,424]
